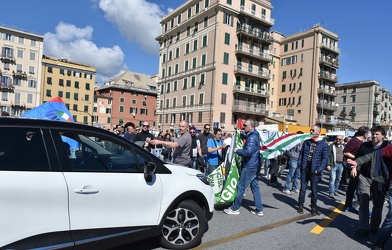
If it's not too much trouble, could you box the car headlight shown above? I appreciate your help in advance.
[197,174,210,185]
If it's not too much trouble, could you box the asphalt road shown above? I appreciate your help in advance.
[116,169,391,250]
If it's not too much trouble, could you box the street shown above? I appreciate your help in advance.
[116,169,390,250]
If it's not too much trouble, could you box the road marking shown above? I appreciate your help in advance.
[194,213,313,250]
[310,202,345,235]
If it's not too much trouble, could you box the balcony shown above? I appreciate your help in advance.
[317,87,337,97]
[319,71,338,82]
[319,42,341,54]
[234,65,271,80]
[0,53,15,62]
[238,6,274,26]
[232,104,269,116]
[316,116,337,126]
[235,45,272,62]
[348,110,356,116]
[317,102,338,111]
[233,85,270,98]
[236,25,273,44]
[0,82,15,92]
[12,70,27,78]
[374,89,380,96]
[285,115,297,122]
[373,110,380,116]
[319,56,340,69]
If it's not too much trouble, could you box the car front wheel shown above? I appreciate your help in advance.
[160,199,206,249]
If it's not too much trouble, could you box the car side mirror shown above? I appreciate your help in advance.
[144,161,156,182]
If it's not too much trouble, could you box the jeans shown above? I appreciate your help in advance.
[190,157,197,169]
[263,159,270,176]
[377,186,392,244]
[329,162,343,194]
[284,159,299,191]
[231,167,263,212]
[358,175,385,230]
[298,168,320,207]
[203,154,209,175]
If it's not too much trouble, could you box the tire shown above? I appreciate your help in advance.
[160,199,207,249]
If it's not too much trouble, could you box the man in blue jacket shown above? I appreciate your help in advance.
[297,125,329,216]
[224,119,264,216]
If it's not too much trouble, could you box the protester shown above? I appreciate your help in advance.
[150,120,192,166]
[135,121,155,152]
[189,128,202,170]
[343,126,370,213]
[123,122,136,142]
[347,143,392,249]
[297,125,329,216]
[282,131,304,194]
[198,124,214,173]
[350,126,390,238]
[326,134,345,199]
[224,119,263,217]
[207,128,226,175]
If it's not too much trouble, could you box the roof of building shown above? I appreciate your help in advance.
[97,71,158,93]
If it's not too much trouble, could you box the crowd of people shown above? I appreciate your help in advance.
[110,120,392,249]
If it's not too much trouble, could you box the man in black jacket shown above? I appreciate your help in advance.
[135,121,155,152]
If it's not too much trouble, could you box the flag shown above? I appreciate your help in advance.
[21,96,74,122]
[237,118,244,129]
[259,131,319,159]
[213,129,243,207]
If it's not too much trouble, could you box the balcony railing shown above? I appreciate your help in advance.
[320,42,341,54]
[235,45,272,61]
[13,71,27,78]
[319,56,340,68]
[232,104,269,116]
[317,102,338,111]
[239,6,275,26]
[0,53,15,62]
[319,71,338,82]
[0,82,15,91]
[233,85,270,98]
[317,87,337,96]
[236,25,273,43]
[234,65,271,80]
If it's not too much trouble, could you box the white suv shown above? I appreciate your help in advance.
[0,118,214,249]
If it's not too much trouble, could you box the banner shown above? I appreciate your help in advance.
[211,129,242,207]
[259,131,317,159]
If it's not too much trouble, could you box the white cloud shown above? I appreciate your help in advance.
[43,22,126,84]
[98,0,169,55]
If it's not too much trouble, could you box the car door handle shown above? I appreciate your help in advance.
[74,185,99,194]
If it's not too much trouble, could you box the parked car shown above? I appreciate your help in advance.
[0,118,214,249]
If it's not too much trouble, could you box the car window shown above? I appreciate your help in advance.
[59,131,150,173]
[0,127,50,171]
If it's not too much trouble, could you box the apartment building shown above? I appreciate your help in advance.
[156,0,274,131]
[95,71,158,129]
[272,24,340,132]
[41,55,96,124]
[335,80,392,134]
[0,25,43,116]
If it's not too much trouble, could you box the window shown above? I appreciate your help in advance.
[106,108,112,114]
[222,73,228,85]
[185,60,189,71]
[342,96,346,103]
[201,54,206,66]
[224,33,230,45]
[17,49,23,58]
[202,35,207,47]
[140,109,148,115]
[282,71,287,79]
[74,81,79,89]
[183,78,188,89]
[175,48,180,58]
[66,80,71,87]
[66,92,70,99]
[223,52,229,64]
[351,95,356,103]
[195,2,200,13]
[120,106,124,113]
[192,57,197,69]
[199,93,204,104]
[46,89,51,97]
[223,12,233,26]
[178,14,181,24]
[0,128,50,171]
[282,84,286,92]
[60,69,64,75]
[227,0,232,4]
[194,22,198,32]
[167,82,171,93]
[185,43,190,54]
[205,0,209,8]
[74,93,79,100]
[200,73,205,85]
[191,76,196,88]
[284,44,288,52]
[188,7,192,18]
[84,94,89,101]
[204,17,208,28]
[29,66,35,74]
[47,77,52,85]
[29,51,36,60]
[187,26,191,36]
[193,39,198,51]
[221,93,227,104]
[175,64,179,74]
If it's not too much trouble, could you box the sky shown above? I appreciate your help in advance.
[0,0,391,93]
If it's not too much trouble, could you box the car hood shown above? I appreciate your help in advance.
[164,163,202,176]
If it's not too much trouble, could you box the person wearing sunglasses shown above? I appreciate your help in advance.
[326,135,345,199]
[198,124,214,174]
[135,122,155,152]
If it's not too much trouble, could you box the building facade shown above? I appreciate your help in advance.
[336,80,392,136]
[95,71,158,130]
[0,25,43,116]
[272,25,340,131]
[41,56,96,124]
[156,0,274,131]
